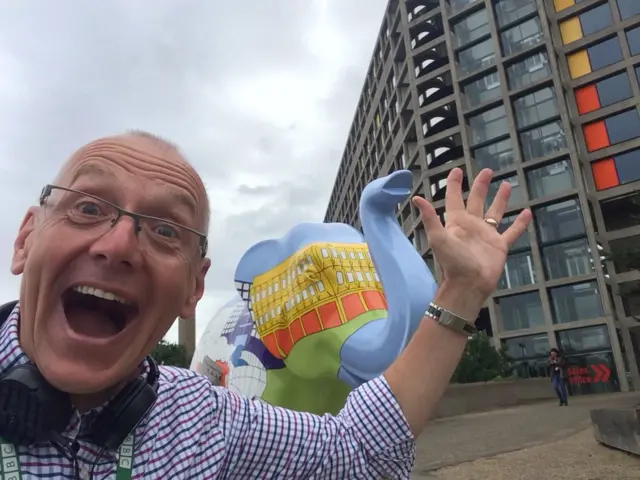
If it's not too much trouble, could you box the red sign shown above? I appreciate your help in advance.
[568,364,611,384]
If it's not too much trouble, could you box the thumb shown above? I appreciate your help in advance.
[412,196,444,237]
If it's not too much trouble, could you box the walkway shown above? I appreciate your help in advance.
[411,391,640,478]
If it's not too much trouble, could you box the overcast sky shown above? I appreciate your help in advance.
[0,1,387,344]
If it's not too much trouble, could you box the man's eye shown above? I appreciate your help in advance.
[154,224,179,239]
[76,201,103,216]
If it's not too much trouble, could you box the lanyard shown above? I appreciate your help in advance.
[0,433,135,480]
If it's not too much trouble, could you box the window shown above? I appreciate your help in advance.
[617,0,640,20]
[497,291,545,331]
[486,175,523,208]
[526,159,575,199]
[473,138,516,171]
[557,325,610,353]
[520,120,567,161]
[501,16,543,57]
[458,38,496,76]
[575,72,633,115]
[498,250,536,290]
[615,149,640,185]
[535,198,586,245]
[501,212,531,251]
[453,9,490,48]
[449,0,480,13]
[514,87,559,129]
[593,149,640,190]
[507,51,551,90]
[627,26,640,56]
[462,72,502,108]
[495,0,537,27]
[469,105,509,145]
[588,37,624,71]
[561,3,613,43]
[542,237,593,280]
[583,109,640,152]
[503,333,550,379]
[550,281,603,324]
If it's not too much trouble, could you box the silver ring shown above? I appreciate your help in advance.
[483,217,499,229]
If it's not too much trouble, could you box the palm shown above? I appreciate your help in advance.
[413,169,531,298]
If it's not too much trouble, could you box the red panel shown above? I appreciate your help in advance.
[275,328,294,357]
[261,333,282,359]
[362,290,387,310]
[583,121,610,152]
[318,301,341,329]
[341,293,366,321]
[301,310,322,335]
[592,158,620,190]
[289,318,305,344]
[575,84,600,115]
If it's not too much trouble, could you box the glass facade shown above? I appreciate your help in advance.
[325,0,640,395]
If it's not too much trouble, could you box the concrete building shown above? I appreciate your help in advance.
[324,0,640,395]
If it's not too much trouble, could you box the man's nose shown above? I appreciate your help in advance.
[88,215,144,268]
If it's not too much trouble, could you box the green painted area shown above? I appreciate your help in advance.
[261,309,386,415]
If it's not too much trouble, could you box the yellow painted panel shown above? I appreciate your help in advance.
[554,0,575,12]
[568,50,591,79]
[560,17,583,45]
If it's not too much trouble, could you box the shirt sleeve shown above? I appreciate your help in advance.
[212,375,415,479]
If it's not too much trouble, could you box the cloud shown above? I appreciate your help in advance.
[0,0,387,344]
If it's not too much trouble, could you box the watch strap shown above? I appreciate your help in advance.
[425,302,477,336]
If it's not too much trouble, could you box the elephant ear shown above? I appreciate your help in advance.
[234,238,283,297]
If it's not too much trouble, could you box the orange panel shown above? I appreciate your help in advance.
[289,318,305,344]
[575,84,600,115]
[592,158,620,190]
[301,310,322,335]
[362,290,387,310]
[275,328,293,357]
[261,333,282,359]
[583,121,610,152]
[341,293,367,320]
[318,301,341,329]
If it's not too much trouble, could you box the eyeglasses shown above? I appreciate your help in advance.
[39,185,208,258]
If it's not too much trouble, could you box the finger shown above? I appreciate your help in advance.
[444,168,465,212]
[466,169,493,218]
[412,196,445,238]
[484,180,511,224]
[502,209,533,246]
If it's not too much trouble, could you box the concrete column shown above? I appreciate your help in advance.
[178,316,196,361]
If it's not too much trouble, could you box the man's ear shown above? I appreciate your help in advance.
[179,257,211,319]
[11,207,38,275]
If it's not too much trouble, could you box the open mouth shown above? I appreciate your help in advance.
[62,286,138,339]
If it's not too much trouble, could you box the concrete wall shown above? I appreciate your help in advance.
[432,378,556,420]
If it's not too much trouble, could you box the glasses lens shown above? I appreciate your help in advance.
[44,189,116,232]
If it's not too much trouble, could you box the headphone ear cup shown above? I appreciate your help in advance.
[0,364,72,445]
[89,378,158,451]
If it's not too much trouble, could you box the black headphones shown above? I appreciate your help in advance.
[0,301,159,453]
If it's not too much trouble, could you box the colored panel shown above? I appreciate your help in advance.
[318,301,341,329]
[560,17,583,45]
[554,0,575,11]
[575,84,600,115]
[262,333,282,359]
[276,328,293,357]
[341,292,366,320]
[289,318,305,344]
[583,121,610,152]
[301,310,322,335]
[592,158,619,190]
[568,50,591,79]
[362,290,387,310]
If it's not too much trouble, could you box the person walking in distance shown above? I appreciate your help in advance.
[548,348,568,406]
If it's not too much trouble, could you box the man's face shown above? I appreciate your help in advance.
[11,135,210,394]
[550,351,557,359]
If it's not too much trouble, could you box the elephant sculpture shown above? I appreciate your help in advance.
[190,170,438,415]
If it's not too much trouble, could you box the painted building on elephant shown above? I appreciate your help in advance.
[324,0,640,395]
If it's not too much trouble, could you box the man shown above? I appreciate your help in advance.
[548,348,568,406]
[1,131,531,478]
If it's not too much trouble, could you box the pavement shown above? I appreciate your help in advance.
[410,391,640,479]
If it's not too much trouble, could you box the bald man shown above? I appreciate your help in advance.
[0,131,530,479]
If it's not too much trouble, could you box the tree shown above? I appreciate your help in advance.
[151,340,191,368]
[451,332,513,384]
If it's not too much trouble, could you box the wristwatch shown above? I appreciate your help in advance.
[425,302,477,336]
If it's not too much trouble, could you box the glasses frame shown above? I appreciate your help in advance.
[39,184,208,258]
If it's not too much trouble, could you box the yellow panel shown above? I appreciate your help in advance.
[567,50,591,79]
[560,17,583,45]
[554,0,575,12]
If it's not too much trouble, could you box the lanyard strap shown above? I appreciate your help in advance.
[0,434,135,480]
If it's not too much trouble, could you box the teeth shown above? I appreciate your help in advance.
[73,286,130,305]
